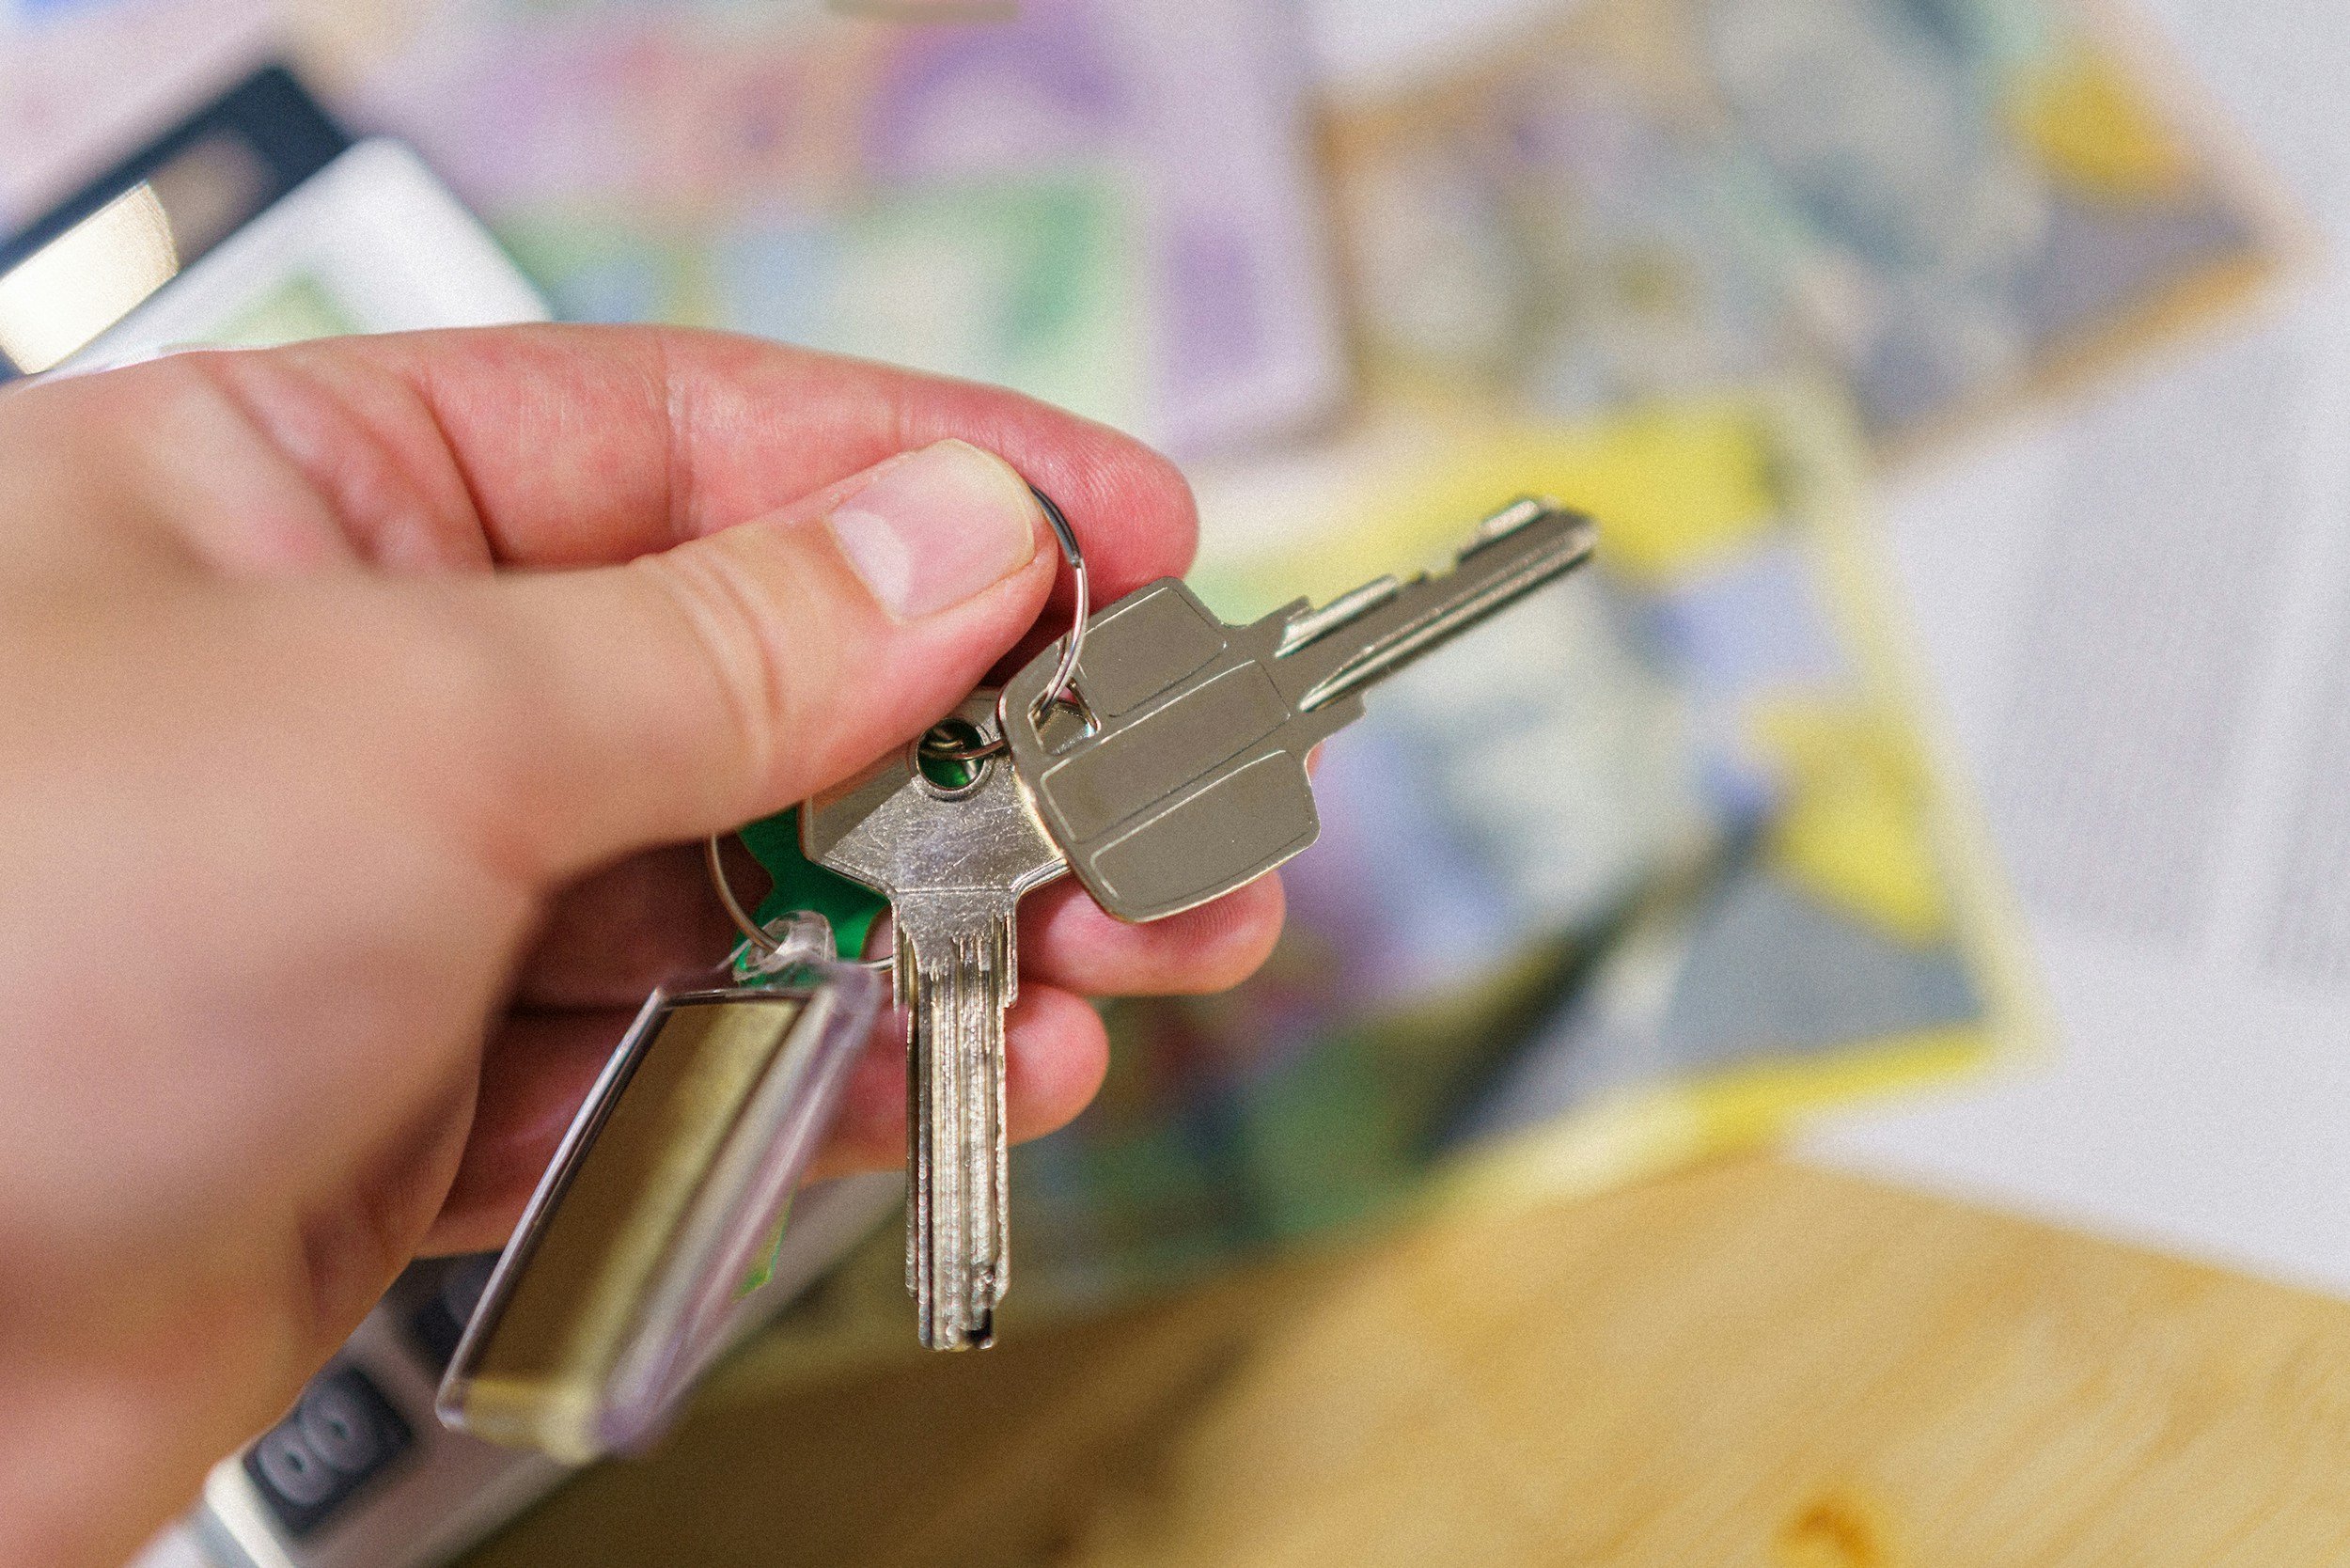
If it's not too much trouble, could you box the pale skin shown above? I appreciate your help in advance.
[0,325,1284,1568]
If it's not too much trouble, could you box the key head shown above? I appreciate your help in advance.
[999,578,1348,923]
[1001,499,1595,924]
[803,691,1069,916]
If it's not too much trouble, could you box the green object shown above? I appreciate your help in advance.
[915,718,982,792]
[737,808,887,963]
[738,1193,795,1297]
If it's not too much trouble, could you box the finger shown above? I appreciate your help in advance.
[139,324,1197,594]
[1018,873,1287,996]
[422,986,1111,1253]
[517,845,1284,1010]
[414,434,1068,879]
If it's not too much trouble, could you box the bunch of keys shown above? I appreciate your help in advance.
[437,490,1595,1458]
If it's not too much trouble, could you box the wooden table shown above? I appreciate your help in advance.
[468,1156,2350,1566]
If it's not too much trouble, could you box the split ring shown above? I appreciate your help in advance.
[917,483,1089,763]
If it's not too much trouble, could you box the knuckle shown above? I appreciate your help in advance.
[337,589,551,888]
[632,541,803,796]
[1180,875,1287,993]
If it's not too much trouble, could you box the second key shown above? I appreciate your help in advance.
[800,691,1066,1350]
[1000,495,1598,922]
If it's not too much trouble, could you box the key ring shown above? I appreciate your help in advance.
[706,835,781,956]
[704,479,1086,959]
[917,484,1089,764]
[704,836,895,968]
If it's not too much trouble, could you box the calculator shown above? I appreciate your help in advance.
[0,66,542,382]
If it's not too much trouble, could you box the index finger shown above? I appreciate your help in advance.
[191,323,1198,597]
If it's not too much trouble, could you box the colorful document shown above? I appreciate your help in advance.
[1323,0,2289,453]
[353,0,1345,456]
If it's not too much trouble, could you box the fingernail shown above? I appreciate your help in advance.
[827,439,1041,619]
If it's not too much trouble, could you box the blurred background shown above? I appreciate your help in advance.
[5,0,2345,1561]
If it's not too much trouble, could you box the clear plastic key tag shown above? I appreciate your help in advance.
[436,905,882,1464]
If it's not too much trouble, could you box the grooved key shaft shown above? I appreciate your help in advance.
[801,693,1066,1348]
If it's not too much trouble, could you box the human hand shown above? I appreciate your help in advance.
[0,326,1283,1567]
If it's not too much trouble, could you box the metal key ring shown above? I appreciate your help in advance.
[918,483,1089,764]
[704,836,895,968]
[706,835,780,956]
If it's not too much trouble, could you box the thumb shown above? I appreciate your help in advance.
[440,436,1058,881]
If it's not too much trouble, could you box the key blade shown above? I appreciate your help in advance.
[1273,500,1594,714]
[800,692,1065,1351]
[896,892,1015,1350]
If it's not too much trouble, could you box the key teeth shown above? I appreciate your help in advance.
[902,897,1014,1354]
[1460,494,1568,557]
[1277,577,1402,656]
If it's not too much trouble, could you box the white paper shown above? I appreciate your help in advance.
[1809,0,2350,1295]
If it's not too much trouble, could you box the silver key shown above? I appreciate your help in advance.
[1000,496,1596,921]
[800,692,1066,1348]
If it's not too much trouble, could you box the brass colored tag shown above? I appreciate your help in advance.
[440,966,877,1462]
